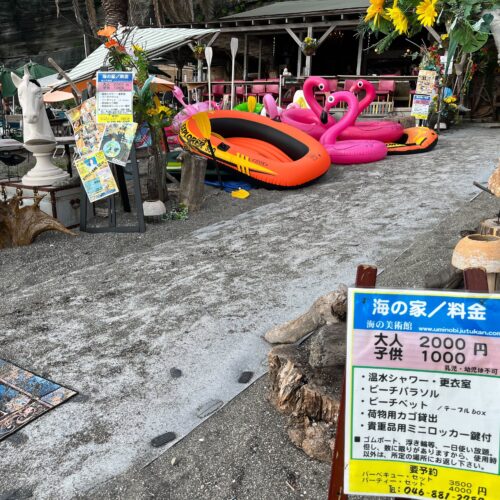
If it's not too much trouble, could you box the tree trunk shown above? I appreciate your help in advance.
[147,129,168,203]
[102,0,129,27]
[179,151,207,212]
[0,195,76,249]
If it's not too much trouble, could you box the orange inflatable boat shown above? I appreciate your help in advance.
[178,110,331,187]
[386,127,438,155]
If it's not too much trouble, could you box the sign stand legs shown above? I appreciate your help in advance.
[79,146,145,233]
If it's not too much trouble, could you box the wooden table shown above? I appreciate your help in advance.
[0,138,24,152]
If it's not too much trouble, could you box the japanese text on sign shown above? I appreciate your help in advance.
[96,71,134,124]
[345,288,500,500]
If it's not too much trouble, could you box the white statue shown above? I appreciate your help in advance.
[484,9,500,64]
[11,66,68,186]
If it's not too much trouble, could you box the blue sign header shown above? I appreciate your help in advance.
[352,290,500,337]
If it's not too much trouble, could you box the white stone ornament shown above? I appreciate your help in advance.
[11,66,69,186]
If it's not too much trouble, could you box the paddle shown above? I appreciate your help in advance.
[247,95,257,114]
[192,111,222,189]
[230,37,239,109]
[205,46,213,111]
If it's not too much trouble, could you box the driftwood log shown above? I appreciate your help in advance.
[265,285,347,344]
[268,323,346,462]
[0,195,76,249]
[179,152,207,212]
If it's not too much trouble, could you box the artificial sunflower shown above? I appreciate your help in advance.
[416,0,438,27]
[386,1,409,34]
[365,0,386,27]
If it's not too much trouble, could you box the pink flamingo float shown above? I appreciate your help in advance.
[338,79,404,142]
[170,86,220,134]
[262,76,335,139]
[320,91,387,164]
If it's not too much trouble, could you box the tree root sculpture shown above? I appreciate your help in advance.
[0,195,76,249]
[268,324,345,462]
[264,285,348,344]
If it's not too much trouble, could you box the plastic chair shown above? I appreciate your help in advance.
[343,79,357,91]
[265,84,280,98]
[247,84,266,101]
[376,80,395,101]
[204,83,225,101]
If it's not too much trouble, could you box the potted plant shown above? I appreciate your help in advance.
[193,43,206,60]
[302,37,318,56]
[428,93,459,129]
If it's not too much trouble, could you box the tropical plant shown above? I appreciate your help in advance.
[361,0,498,124]
[361,0,497,60]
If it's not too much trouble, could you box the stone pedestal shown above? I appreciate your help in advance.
[22,140,69,187]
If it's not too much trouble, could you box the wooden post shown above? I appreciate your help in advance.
[179,152,207,212]
[356,33,364,75]
[297,35,303,78]
[197,58,203,83]
[305,27,313,77]
[243,34,248,81]
[328,265,377,500]
[258,39,262,79]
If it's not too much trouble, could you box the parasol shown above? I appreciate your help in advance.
[43,90,75,103]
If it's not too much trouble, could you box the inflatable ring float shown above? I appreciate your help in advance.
[178,110,331,187]
[234,102,264,114]
[386,127,438,155]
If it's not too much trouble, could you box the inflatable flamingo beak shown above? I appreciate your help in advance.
[349,85,357,93]
[320,109,328,124]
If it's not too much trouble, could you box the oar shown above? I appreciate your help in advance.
[230,37,239,109]
[247,95,256,114]
[205,46,213,111]
[192,112,222,189]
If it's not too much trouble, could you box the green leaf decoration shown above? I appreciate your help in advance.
[453,24,490,53]
[373,30,399,53]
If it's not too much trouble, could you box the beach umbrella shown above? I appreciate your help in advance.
[43,90,75,103]
[0,66,17,98]
[15,61,56,80]
[150,77,175,93]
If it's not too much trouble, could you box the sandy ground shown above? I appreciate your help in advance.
[0,125,498,499]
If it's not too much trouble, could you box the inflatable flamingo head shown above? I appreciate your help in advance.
[349,79,374,94]
[323,91,357,115]
[303,76,329,94]
[172,86,187,106]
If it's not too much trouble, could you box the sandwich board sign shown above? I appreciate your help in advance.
[345,288,500,499]
[411,70,437,120]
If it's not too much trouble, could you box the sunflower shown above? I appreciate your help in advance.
[416,0,438,27]
[386,1,408,34]
[365,0,386,28]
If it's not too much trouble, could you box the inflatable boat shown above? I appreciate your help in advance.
[178,110,331,187]
[386,127,438,155]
